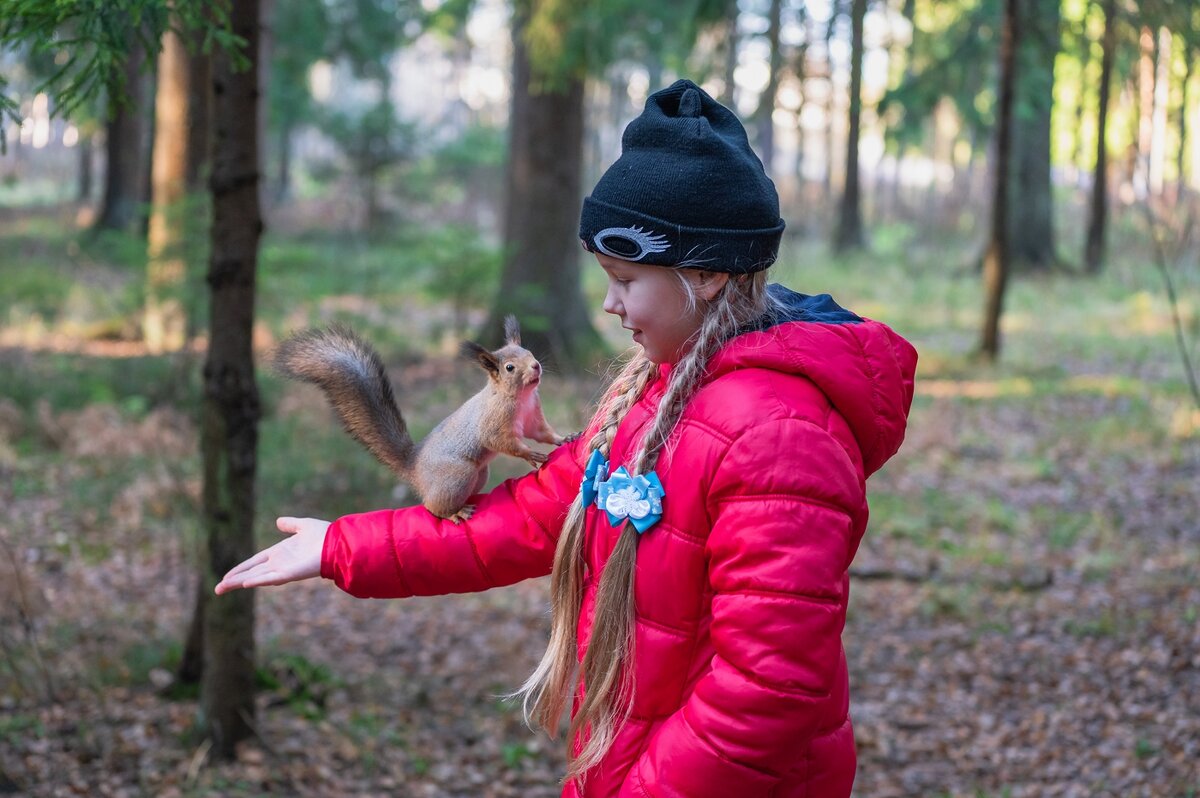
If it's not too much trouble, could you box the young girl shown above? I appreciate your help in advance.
[217,79,917,797]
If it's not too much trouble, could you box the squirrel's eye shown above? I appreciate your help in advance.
[505,363,515,372]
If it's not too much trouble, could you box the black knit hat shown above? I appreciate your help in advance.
[580,79,785,274]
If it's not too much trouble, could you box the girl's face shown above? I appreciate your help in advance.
[596,253,728,364]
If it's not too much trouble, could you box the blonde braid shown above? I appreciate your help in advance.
[566,270,775,780]
[515,353,658,737]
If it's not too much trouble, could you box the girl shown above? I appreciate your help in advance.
[217,79,917,797]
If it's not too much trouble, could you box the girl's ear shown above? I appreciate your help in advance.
[691,271,730,301]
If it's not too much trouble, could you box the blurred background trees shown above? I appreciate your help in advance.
[7,0,1200,354]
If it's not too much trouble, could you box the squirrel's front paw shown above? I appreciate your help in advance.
[559,431,583,445]
[524,451,549,467]
[448,504,476,524]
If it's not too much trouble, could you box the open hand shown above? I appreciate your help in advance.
[214,516,330,594]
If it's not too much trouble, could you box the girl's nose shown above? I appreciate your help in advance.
[602,285,620,316]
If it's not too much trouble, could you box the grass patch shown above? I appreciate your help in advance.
[256,651,341,721]
[1,350,198,414]
[92,638,184,688]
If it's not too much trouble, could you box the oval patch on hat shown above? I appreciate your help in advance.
[593,226,670,262]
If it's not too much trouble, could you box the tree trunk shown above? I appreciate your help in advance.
[1149,27,1170,197]
[484,6,602,370]
[139,65,157,239]
[200,0,263,760]
[833,0,865,252]
[1006,0,1059,271]
[1136,26,1155,196]
[980,0,1019,361]
[186,46,212,191]
[77,134,94,204]
[1178,53,1192,200]
[176,38,215,689]
[1084,0,1116,275]
[178,578,207,685]
[275,122,293,203]
[720,0,739,108]
[793,7,815,193]
[754,0,784,175]
[94,30,148,233]
[822,1,840,201]
[146,23,193,355]
[1072,19,1092,184]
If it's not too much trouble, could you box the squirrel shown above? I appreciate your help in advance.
[274,316,565,523]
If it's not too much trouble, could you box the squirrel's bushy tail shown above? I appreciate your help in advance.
[275,325,416,480]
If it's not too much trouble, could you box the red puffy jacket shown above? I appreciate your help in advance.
[321,290,917,797]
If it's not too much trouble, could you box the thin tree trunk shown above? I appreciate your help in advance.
[146,23,192,354]
[1136,26,1155,196]
[822,0,840,201]
[178,578,207,685]
[200,0,263,760]
[980,0,1019,361]
[258,0,275,212]
[275,122,293,203]
[139,64,157,239]
[833,0,865,252]
[186,47,212,191]
[94,30,148,233]
[77,134,93,203]
[1084,0,1116,275]
[1007,0,1059,272]
[887,0,917,221]
[721,0,739,108]
[1149,27,1170,197]
[485,4,602,370]
[755,0,784,175]
[1072,17,1092,184]
[794,7,814,194]
[176,35,215,688]
[1179,54,1192,200]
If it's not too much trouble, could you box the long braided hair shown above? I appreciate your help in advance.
[516,268,779,782]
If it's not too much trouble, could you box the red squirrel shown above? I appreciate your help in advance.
[275,316,564,522]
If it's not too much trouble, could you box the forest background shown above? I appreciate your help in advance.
[0,0,1198,795]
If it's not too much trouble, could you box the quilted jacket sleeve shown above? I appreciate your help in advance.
[620,418,861,797]
[321,437,585,598]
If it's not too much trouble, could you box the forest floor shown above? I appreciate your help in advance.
[1,205,1198,797]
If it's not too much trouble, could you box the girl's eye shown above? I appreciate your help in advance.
[505,363,515,372]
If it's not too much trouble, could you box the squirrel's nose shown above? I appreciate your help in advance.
[533,362,541,374]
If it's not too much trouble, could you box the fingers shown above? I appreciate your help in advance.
[216,567,284,594]
[216,550,270,591]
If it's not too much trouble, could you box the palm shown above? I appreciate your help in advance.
[214,517,329,594]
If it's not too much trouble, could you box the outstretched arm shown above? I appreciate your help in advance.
[216,435,586,598]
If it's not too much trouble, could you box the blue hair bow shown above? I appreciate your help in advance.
[595,466,664,534]
[580,449,609,507]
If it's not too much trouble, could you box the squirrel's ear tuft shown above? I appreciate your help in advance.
[503,315,521,346]
[461,340,500,374]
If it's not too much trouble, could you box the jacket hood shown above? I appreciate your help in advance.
[703,284,917,476]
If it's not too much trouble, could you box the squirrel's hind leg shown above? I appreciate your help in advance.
[421,463,487,523]
[446,466,489,523]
